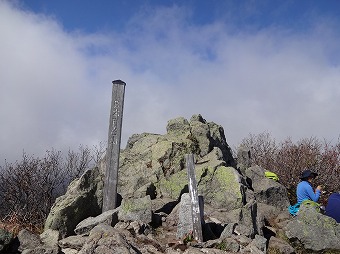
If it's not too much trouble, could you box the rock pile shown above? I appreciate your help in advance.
[1,114,339,254]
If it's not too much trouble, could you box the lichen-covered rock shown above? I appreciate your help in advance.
[17,229,42,252]
[44,167,103,237]
[156,147,245,210]
[118,195,152,224]
[176,193,194,239]
[268,236,295,254]
[285,205,340,252]
[200,166,244,210]
[78,224,138,254]
[38,113,320,253]
[118,114,236,200]
[235,200,264,238]
[166,116,191,134]
[40,229,60,249]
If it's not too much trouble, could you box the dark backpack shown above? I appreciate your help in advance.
[325,192,340,223]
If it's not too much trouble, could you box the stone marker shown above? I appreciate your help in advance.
[186,154,203,242]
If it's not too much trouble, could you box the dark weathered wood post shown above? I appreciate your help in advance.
[185,154,203,242]
[102,80,126,212]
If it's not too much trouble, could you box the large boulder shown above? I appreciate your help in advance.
[118,114,236,199]
[118,195,152,224]
[285,204,340,252]
[44,167,103,237]
[156,147,246,210]
[245,166,290,210]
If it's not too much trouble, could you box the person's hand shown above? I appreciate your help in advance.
[316,185,323,191]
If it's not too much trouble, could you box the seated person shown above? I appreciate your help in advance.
[325,192,340,223]
[289,169,323,216]
[296,169,322,204]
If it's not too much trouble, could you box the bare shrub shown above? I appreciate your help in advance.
[0,145,95,232]
[62,145,92,190]
[0,153,58,229]
[239,133,340,205]
[91,141,107,165]
[239,131,278,170]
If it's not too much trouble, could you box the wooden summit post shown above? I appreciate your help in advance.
[102,80,126,212]
[185,154,203,242]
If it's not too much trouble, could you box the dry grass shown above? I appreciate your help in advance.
[0,213,43,236]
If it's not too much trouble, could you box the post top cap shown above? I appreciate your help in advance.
[112,80,126,85]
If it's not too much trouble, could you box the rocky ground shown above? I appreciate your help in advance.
[1,114,339,254]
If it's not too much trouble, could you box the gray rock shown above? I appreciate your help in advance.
[251,234,267,252]
[242,244,265,254]
[59,235,88,250]
[78,224,138,254]
[285,205,340,252]
[44,167,103,237]
[236,146,251,175]
[17,229,42,252]
[61,248,79,254]
[17,229,60,254]
[204,117,235,167]
[167,116,191,134]
[219,223,237,239]
[40,229,60,248]
[75,208,119,235]
[234,200,264,238]
[183,248,234,254]
[268,236,295,254]
[203,238,240,252]
[199,165,246,211]
[232,234,252,246]
[118,195,152,224]
[34,114,317,253]
[21,247,60,254]
[119,114,236,200]
[156,146,246,210]
[189,116,211,157]
[16,229,61,254]
[176,193,193,239]
[257,203,286,223]
[245,166,290,210]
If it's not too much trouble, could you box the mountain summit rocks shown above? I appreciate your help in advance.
[2,114,339,253]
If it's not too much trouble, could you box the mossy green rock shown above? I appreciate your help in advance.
[198,166,244,210]
[285,205,340,252]
[118,114,235,199]
[44,167,103,237]
[156,157,244,210]
[118,196,152,224]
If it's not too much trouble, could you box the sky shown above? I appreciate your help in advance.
[1,0,340,164]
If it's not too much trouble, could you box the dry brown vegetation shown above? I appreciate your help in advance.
[239,132,340,205]
[0,143,106,234]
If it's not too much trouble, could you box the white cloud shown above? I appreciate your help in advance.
[1,1,340,164]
